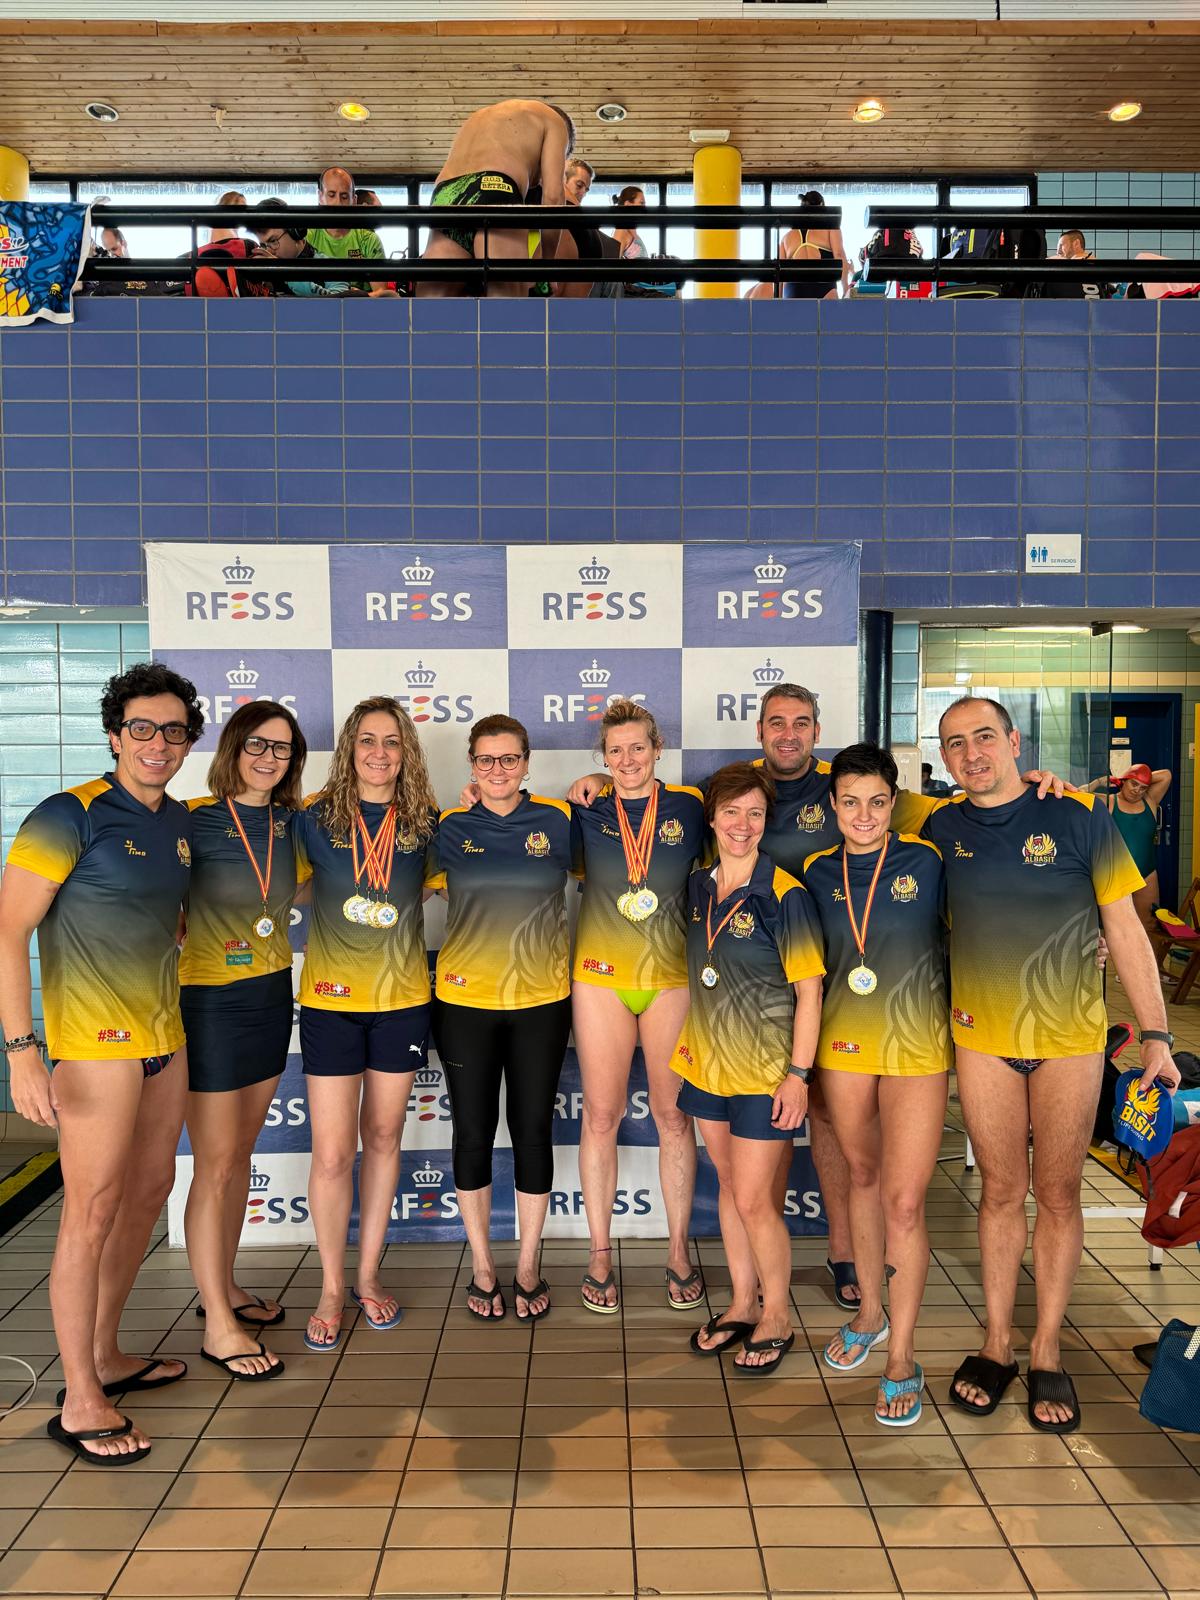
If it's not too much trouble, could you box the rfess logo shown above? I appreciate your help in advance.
[717,657,784,722]
[244,1161,310,1226]
[542,557,648,623]
[716,553,824,622]
[398,660,473,725]
[544,660,647,724]
[364,555,474,625]
[391,1161,461,1222]
[185,557,296,623]
[200,660,299,728]
[409,1064,452,1124]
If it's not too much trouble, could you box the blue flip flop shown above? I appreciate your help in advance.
[351,1288,404,1331]
[876,1364,924,1427]
[822,1318,890,1372]
[303,1313,343,1353]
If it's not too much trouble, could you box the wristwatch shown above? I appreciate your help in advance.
[787,1064,815,1084]
[1139,1029,1175,1049]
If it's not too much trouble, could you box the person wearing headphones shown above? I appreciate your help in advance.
[248,199,329,296]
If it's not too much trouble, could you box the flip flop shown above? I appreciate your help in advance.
[876,1364,925,1428]
[200,1341,285,1381]
[734,1332,795,1374]
[465,1279,506,1321]
[1027,1368,1081,1435]
[948,1354,1020,1416]
[55,1357,187,1408]
[303,1314,343,1353]
[351,1288,404,1331]
[513,1276,551,1322]
[665,1266,704,1310]
[47,1412,150,1467]
[581,1270,619,1315]
[823,1319,890,1373]
[826,1258,861,1310]
[195,1294,284,1330]
[690,1315,755,1357]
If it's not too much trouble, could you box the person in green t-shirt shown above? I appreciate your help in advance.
[306,166,391,294]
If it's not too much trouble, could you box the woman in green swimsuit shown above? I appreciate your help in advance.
[1086,761,1172,930]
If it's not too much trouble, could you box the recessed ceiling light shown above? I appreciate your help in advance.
[852,99,885,124]
[84,102,119,123]
[596,103,627,124]
[689,129,730,144]
[337,101,370,123]
[1107,100,1142,122]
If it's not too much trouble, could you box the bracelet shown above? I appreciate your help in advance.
[787,1065,815,1084]
[1139,1029,1175,1049]
[3,1033,40,1055]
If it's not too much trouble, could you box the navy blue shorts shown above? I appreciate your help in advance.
[677,1078,794,1142]
[300,1003,430,1077]
[182,968,293,1093]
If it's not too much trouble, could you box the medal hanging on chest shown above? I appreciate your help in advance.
[344,805,399,929]
[700,889,749,990]
[615,786,660,923]
[843,834,889,997]
[227,799,276,940]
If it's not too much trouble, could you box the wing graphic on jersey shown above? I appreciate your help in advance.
[1011,905,1103,1053]
[499,901,566,1006]
[884,947,947,1071]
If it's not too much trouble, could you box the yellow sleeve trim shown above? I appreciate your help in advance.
[897,832,943,859]
[186,794,221,813]
[815,758,832,775]
[530,794,571,820]
[425,870,448,891]
[438,805,470,823]
[302,791,325,811]
[1065,790,1097,812]
[801,844,839,875]
[664,783,705,804]
[771,865,804,900]
[785,956,827,982]
[66,777,111,811]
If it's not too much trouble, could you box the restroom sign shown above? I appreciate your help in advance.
[1025,535,1081,574]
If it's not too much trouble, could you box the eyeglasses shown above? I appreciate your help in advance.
[243,735,294,759]
[120,718,191,745]
[471,753,524,771]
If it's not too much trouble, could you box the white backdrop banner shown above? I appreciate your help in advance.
[151,541,860,1246]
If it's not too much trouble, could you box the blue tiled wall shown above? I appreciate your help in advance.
[1,294,1195,613]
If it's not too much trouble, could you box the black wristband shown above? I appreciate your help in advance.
[787,1065,815,1084]
[1139,1029,1175,1048]
[3,1033,39,1055]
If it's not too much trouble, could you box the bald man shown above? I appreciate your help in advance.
[307,166,389,294]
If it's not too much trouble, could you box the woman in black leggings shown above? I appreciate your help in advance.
[428,715,573,1321]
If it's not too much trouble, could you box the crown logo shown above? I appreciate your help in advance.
[754,552,787,582]
[402,554,435,584]
[222,555,255,584]
[405,660,437,688]
[578,555,610,585]
[411,1162,444,1188]
[248,1164,270,1193]
[226,659,259,689]
[753,658,784,686]
[579,659,611,688]
[414,1064,440,1088]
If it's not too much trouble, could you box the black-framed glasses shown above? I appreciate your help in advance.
[244,735,294,759]
[472,753,524,771]
[120,718,191,745]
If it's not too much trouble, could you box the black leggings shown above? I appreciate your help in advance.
[432,997,572,1195]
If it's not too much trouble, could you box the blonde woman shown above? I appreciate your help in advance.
[295,697,439,1351]
[209,190,247,244]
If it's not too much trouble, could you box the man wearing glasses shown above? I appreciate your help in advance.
[0,663,202,1465]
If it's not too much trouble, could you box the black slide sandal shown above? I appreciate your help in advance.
[200,1341,284,1382]
[734,1332,795,1374]
[1027,1368,1081,1434]
[948,1355,1020,1416]
[56,1357,187,1408]
[513,1277,551,1322]
[465,1279,506,1321]
[690,1315,755,1357]
[46,1413,150,1466]
[826,1259,861,1311]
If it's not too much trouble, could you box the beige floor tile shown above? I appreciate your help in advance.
[627,1406,733,1437]
[241,1546,379,1596]
[888,1546,1028,1593]
[992,1502,1127,1545]
[417,1406,524,1438]
[633,1547,765,1595]
[857,1469,983,1507]
[1112,1502,1200,1544]
[745,1470,866,1507]
[630,1436,742,1470]
[308,1405,419,1438]
[12,1507,153,1550]
[137,1506,271,1549]
[504,1546,634,1596]
[406,1435,519,1471]
[733,1403,841,1436]
[111,1548,253,1596]
[0,1472,61,1510]
[971,1466,1101,1506]
[516,1470,630,1507]
[872,1504,1004,1547]
[632,1470,748,1508]
[180,1437,301,1473]
[510,1507,632,1548]
[955,1431,1077,1468]
[521,1406,629,1437]
[520,1436,630,1472]
[278,1469,401,1506]
[753,1505,880,1547]
[1145,1547,1200,1589]
[1014,1544,1162,1592]
[633,1506,756,1547]
[396,1470,516,1508]
[376,1546,508,1596]
[294,1434,412,1472]
[1065,1431,1193,1468]
[263,1504,391,1547]
[159,1470,287,1509]
[737,1434,854,1471]
[763,1546,897,1593]
[386,1507,512,1548]
[201,1405,316,1438]
[1086,1467,1200,1504]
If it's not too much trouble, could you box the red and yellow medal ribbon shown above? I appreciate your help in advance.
[351,805,398,896]
[705,893,748,960]
[226,798,273,913]
[614,784,659,889]
[842,833,890,964]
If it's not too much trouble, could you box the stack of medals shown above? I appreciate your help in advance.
[843,833,888,996]
[615,785,660,924]
[227,798,276,940]
[343,804,401,930]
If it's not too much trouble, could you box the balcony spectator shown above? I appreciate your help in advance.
[1055,228,1092,261]
[209,191,246,245]
[100,226,129,259]
[307,166,388,293]
[1045,228,1112,299]
[248,198,327,296]
[780,190,848,300]
[611,186,647,261]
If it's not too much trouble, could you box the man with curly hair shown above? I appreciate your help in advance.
[0,662,202,1465]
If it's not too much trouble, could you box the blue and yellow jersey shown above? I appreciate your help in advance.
[427,794,572,1010]
[178,799,299,988]
[800,833,952,1077]
[923,789,1144,1058]
[756,757,936,876]
[570,781,706,990]
[673,853,825,1098]
[6,777,191,1060]
[293,798,437,1014]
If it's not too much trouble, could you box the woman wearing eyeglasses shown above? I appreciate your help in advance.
[429,716,573,1321]
[180,702,307,1380]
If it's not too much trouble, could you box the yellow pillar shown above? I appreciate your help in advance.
[0,148,29,202]
[693,143,741,300]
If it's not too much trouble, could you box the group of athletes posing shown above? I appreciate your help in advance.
[0,661,1180,1464]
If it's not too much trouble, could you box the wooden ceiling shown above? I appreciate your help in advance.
[3,18,1199,176]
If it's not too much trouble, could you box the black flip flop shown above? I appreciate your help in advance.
[948,1354,1020,1416]
[56,1357,187,1408]
[200,1341,285,1382]
[734,1332,796,1374]
[194,1294,285,1329]
[465,1279,506,1321]
[826,1259,861,1311]
[46,1412,150,1467]
[513,1276,551,1322]
[666,1266,704,1310]
[690,1315,755,1357]
[581,1270,619,1315]
[1027,1368,1081,1434]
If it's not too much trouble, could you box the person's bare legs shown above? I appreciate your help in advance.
[574,982,638,1309]
[514,1188,551,1318]
[92,1051,189,1389]
[354,1068,415,1322]
[729,1135,796,1368]
[305,1073,362,1345]
[416,226,531,298]
[693,1120,760,1350]
[220,1078,284,1326]
[1027,1053,1104,1424]
[51,1059,153,1459]
[819,1075,886,1366]
[458,1184,504,1318]
[808,1072,858,1302]
[415,232,473,298]
[638,987,702,1303]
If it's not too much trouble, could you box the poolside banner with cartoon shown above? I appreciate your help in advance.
[0,202,92,326]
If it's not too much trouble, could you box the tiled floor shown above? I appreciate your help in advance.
[0,976,1198,1599]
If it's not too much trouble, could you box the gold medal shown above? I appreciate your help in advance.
[848,964,878,996]
[226,799,276,946]
[343,894,371,925]
[843,835,889,1000]
[374,901,399,930]
[700,965,720,989]
[349,806,399,933]
[615,786,660,923]
[616,890,634,919]
[253,914,275,939]
[702,891,748,993]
